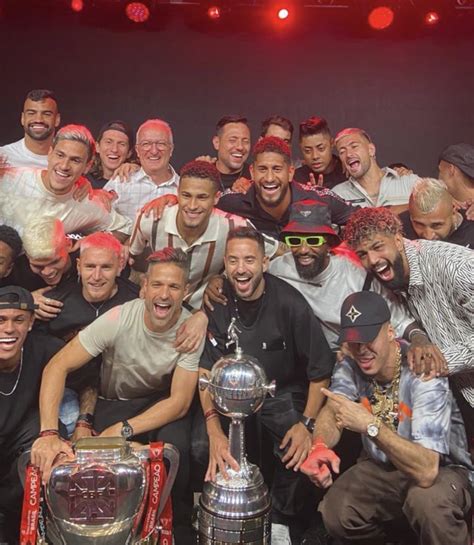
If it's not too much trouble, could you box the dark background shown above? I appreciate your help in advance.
[1,1,473,176]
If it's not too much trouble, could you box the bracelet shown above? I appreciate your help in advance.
[206,413,219,423]
[204,408,219,420]
[38,429,59,438]
[75,421,93,430]
[408,328,425,341]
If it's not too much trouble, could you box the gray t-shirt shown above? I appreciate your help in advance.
[79,299,201,400]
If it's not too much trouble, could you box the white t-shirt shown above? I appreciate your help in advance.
[269,251,414,351]
[79,299,202,400]
[0,167,132,237]
[0,138,48,168]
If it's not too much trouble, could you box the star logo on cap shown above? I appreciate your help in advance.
[346,305,361,323]
[300,210,311,217]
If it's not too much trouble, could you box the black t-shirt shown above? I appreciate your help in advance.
[201,273,334,392]
[0,332,64,441]
[293,157,346,190]
[399,210,474,248]
[217,181,357,239]
[39,276,140,342]
[219,163,251,192]
[87,173,108,190]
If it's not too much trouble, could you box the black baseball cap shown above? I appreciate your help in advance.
[338,291,390,344]
[97,120,134,148]
[439,143,474,179]
[281,199,341,245]
[0,286,38,312]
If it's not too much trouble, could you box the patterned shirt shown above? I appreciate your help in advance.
[331,167,418,207]
[401,239,474,406]
[129,204,278,308]
[104,166,179,221]
[330,342,472,471]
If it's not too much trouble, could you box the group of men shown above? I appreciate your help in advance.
[0,88,472,545]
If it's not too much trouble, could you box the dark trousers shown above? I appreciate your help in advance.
[94,394,193,527]
[0,410,40,544]
[191,390,324,537]
[320,458,471,545]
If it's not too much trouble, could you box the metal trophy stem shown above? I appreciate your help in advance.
[198,318,276,544]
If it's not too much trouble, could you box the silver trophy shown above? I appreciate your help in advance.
[198,318,276,544]
[19,437,179,545]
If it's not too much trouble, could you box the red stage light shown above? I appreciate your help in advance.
[278,8,289,20]
[126,2,150,23]
[424,11,440,25]
[368,6,395,30]
[71,0,83,12]
[207,6,221,20]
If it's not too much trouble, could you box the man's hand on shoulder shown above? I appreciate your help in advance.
[112,162,140,182]
[33,287,63,321]
[140,194,178,220]
[203,275,227,312]
[174,310,208,353]
[407,333,449,379]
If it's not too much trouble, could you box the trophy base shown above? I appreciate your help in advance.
[196,505,271,544]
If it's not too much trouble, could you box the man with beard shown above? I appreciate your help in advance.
[332,128,419,212]
[343,206,474,437]
[31,248,204,540]
[300,291,472,545]
[0,89,60,168]
[400,177,474,248]
[196,227,334,543]
[293,117,346,189]
[218,137,356,239]
[0,286,64,544]
[268,200,440,370]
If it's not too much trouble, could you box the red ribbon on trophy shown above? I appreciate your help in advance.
[20,464,41,545]
[140,442,173,544]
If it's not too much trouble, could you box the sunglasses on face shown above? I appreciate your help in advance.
[283,235,327,247]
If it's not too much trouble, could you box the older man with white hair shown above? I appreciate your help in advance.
[399,177,474,248]
[104,118,179,220]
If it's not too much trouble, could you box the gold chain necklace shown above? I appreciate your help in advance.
[369,343,401,431]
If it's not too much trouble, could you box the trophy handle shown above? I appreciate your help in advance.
[266,380,276,398]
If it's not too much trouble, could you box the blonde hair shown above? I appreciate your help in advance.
[22,217,67,260]
[409,177,451,213]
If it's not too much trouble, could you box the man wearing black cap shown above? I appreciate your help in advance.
[438,142,474,204]
[0,286,64,543]
[301,291,472,545]
[87,120,134,189]
[268,200,437,362]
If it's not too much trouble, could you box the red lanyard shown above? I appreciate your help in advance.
[20,464,42,545]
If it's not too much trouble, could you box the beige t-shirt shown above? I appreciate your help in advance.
[78,299,201,400]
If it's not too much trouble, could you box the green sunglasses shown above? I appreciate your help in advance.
[283,235,327,248]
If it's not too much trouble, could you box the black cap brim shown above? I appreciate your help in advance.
[337,322,384,345]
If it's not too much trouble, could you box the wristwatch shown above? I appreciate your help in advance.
[76,413,94,426]
[121,420,134,440]
[300,415,316,434]
[367,417,381,439]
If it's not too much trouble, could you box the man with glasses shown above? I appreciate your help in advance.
[104,118,179,220]
[269,200,444,370]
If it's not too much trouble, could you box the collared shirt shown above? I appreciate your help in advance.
[269,252,415,351]
[0,168,132,237]
[401,239,474,406]
[330,342,472,472]
[217,181,356,239]
[331,167,418,207]
[399,209,474,249]
[130,204,278,308]
[0,138,48,168]
[104,166,179,221]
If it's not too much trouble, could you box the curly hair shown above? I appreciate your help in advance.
[253,136,291,164]
[180,160,222,192]
[0,225,23,261]
[343,207,402,248]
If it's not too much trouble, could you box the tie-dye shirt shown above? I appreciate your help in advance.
[330,342,472,472]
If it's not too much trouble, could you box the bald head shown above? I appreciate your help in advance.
[408,177,458,241]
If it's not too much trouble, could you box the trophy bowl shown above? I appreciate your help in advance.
[200,353,276,419]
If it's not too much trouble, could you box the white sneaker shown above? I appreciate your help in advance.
[271,523,292,545]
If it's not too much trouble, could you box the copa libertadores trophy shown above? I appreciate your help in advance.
[198,318,276,544]
[18,437,179,545]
